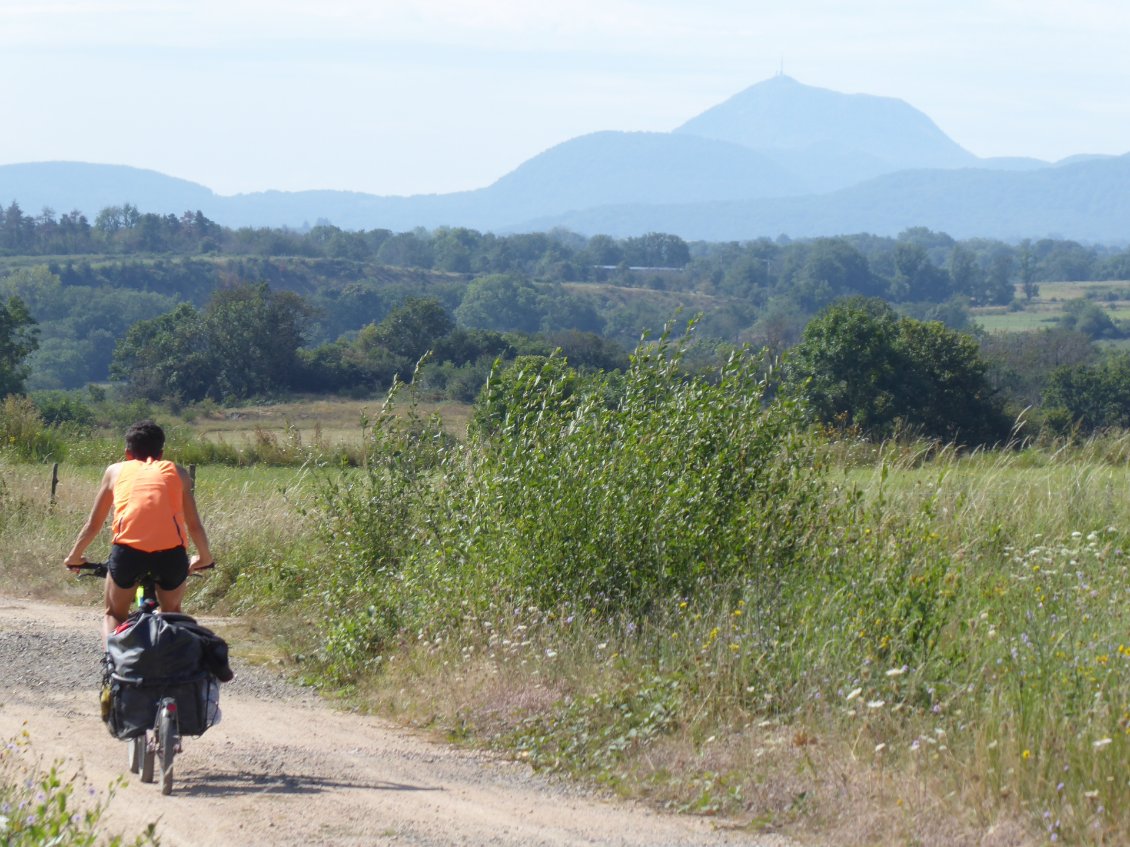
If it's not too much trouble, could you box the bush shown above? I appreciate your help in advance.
[0,395,65,461]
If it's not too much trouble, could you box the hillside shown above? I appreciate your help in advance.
[516,154,1130,242]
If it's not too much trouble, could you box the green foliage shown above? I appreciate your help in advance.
[790,297,1011,445]
[0,296,38,397]
[455,274,542,333]
[512,673,684,784]
[461,328,829,612]
[1043,350,1130,434]
[0,395,65,460]
[0,733,158,846]
[111,283,309,402]
[308,381,450,678]
[1057,298,1124,340]
[29,390,95,427]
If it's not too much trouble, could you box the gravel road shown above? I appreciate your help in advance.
[0,595,806,847]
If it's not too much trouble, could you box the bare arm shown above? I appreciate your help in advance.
[178,465,214,571]
[63,464,118,568]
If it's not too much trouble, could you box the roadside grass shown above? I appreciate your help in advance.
[3,401,1130,845]
[0,731,157,847]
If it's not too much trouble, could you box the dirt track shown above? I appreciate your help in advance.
[0,596,804,847]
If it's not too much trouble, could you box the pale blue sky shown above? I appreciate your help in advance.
[2,0,1128,197]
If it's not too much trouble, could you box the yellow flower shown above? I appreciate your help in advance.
[1022,749,1031,760]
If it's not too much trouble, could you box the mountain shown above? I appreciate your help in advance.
[0,161,218,217]
[2,75,1126,242]
[674,75,979,190]
[513,154,1130,242]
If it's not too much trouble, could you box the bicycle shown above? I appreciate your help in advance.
[75,561,218,795]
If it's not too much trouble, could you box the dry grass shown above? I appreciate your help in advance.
[193,395,474,446]
[359,642,1043,847]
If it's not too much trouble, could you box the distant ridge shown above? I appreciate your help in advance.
[2,75,1127,242]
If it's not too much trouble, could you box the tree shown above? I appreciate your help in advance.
[789,297,1010,444]
[455,275,542,333]
[0,296,39,396]
[1043,352,1130,433]
[621,233,690,268]
[889,242,951,302]
[371,297,455,361]
[1058,299,1122,340]
[794,238,878,309]
[112,284,310,402]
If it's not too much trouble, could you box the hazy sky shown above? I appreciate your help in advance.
[2,0,1128,198]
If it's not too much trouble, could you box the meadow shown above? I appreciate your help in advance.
[973,279,1130,334]
[2,362,1128,846]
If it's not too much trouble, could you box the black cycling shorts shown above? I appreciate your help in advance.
[107,544,189,591]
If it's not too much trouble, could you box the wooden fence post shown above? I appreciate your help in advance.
[50,462,59,507]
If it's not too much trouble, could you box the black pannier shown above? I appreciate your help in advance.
[104,610,227,740]
[107,674,218,739]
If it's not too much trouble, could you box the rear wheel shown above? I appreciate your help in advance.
[128,736,144,774]
[140,732,155,783]
[157,705,178,795]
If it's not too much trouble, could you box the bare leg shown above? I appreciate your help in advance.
[155,582,186,615]
[103,578,135,643]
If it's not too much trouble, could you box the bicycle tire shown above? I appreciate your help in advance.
[140,733,155,783]
[128,736,144,774]
[158,706,177,795]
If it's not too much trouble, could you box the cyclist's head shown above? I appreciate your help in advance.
[125,420,165,461]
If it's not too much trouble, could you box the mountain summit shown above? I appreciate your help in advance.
[674,75,977,188]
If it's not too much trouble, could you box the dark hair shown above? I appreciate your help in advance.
[125,420,165,461]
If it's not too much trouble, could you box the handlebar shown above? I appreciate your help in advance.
[72,562,108,578]
[71,561,216,578]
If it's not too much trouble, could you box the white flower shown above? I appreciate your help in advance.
[845,687,862,701]
[1093,737,1112,749]
[885,666,906,677]
[866,700,886,709]
[874,743,886,753]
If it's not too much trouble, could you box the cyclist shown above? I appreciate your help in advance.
[64,420,214,643]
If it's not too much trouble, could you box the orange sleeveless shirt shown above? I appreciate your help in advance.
[111,459,188,552]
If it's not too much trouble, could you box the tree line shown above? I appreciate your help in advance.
[5,199,1130,443]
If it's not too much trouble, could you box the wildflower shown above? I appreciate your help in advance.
[845,687,862,701]
[874,743,886,754]
[866,700,886,709]
[1022,749,1031,760]
[1092,737,1112,749]
[885,666,906,677]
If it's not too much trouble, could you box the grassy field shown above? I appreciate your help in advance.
[974,279,1130,333]
[195,396,474,446]
[3,400,1128,846]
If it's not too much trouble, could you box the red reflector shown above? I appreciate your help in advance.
[167,703,178,713]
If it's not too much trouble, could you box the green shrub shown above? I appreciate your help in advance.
[458,331,828,613]
[0,395,66,461]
